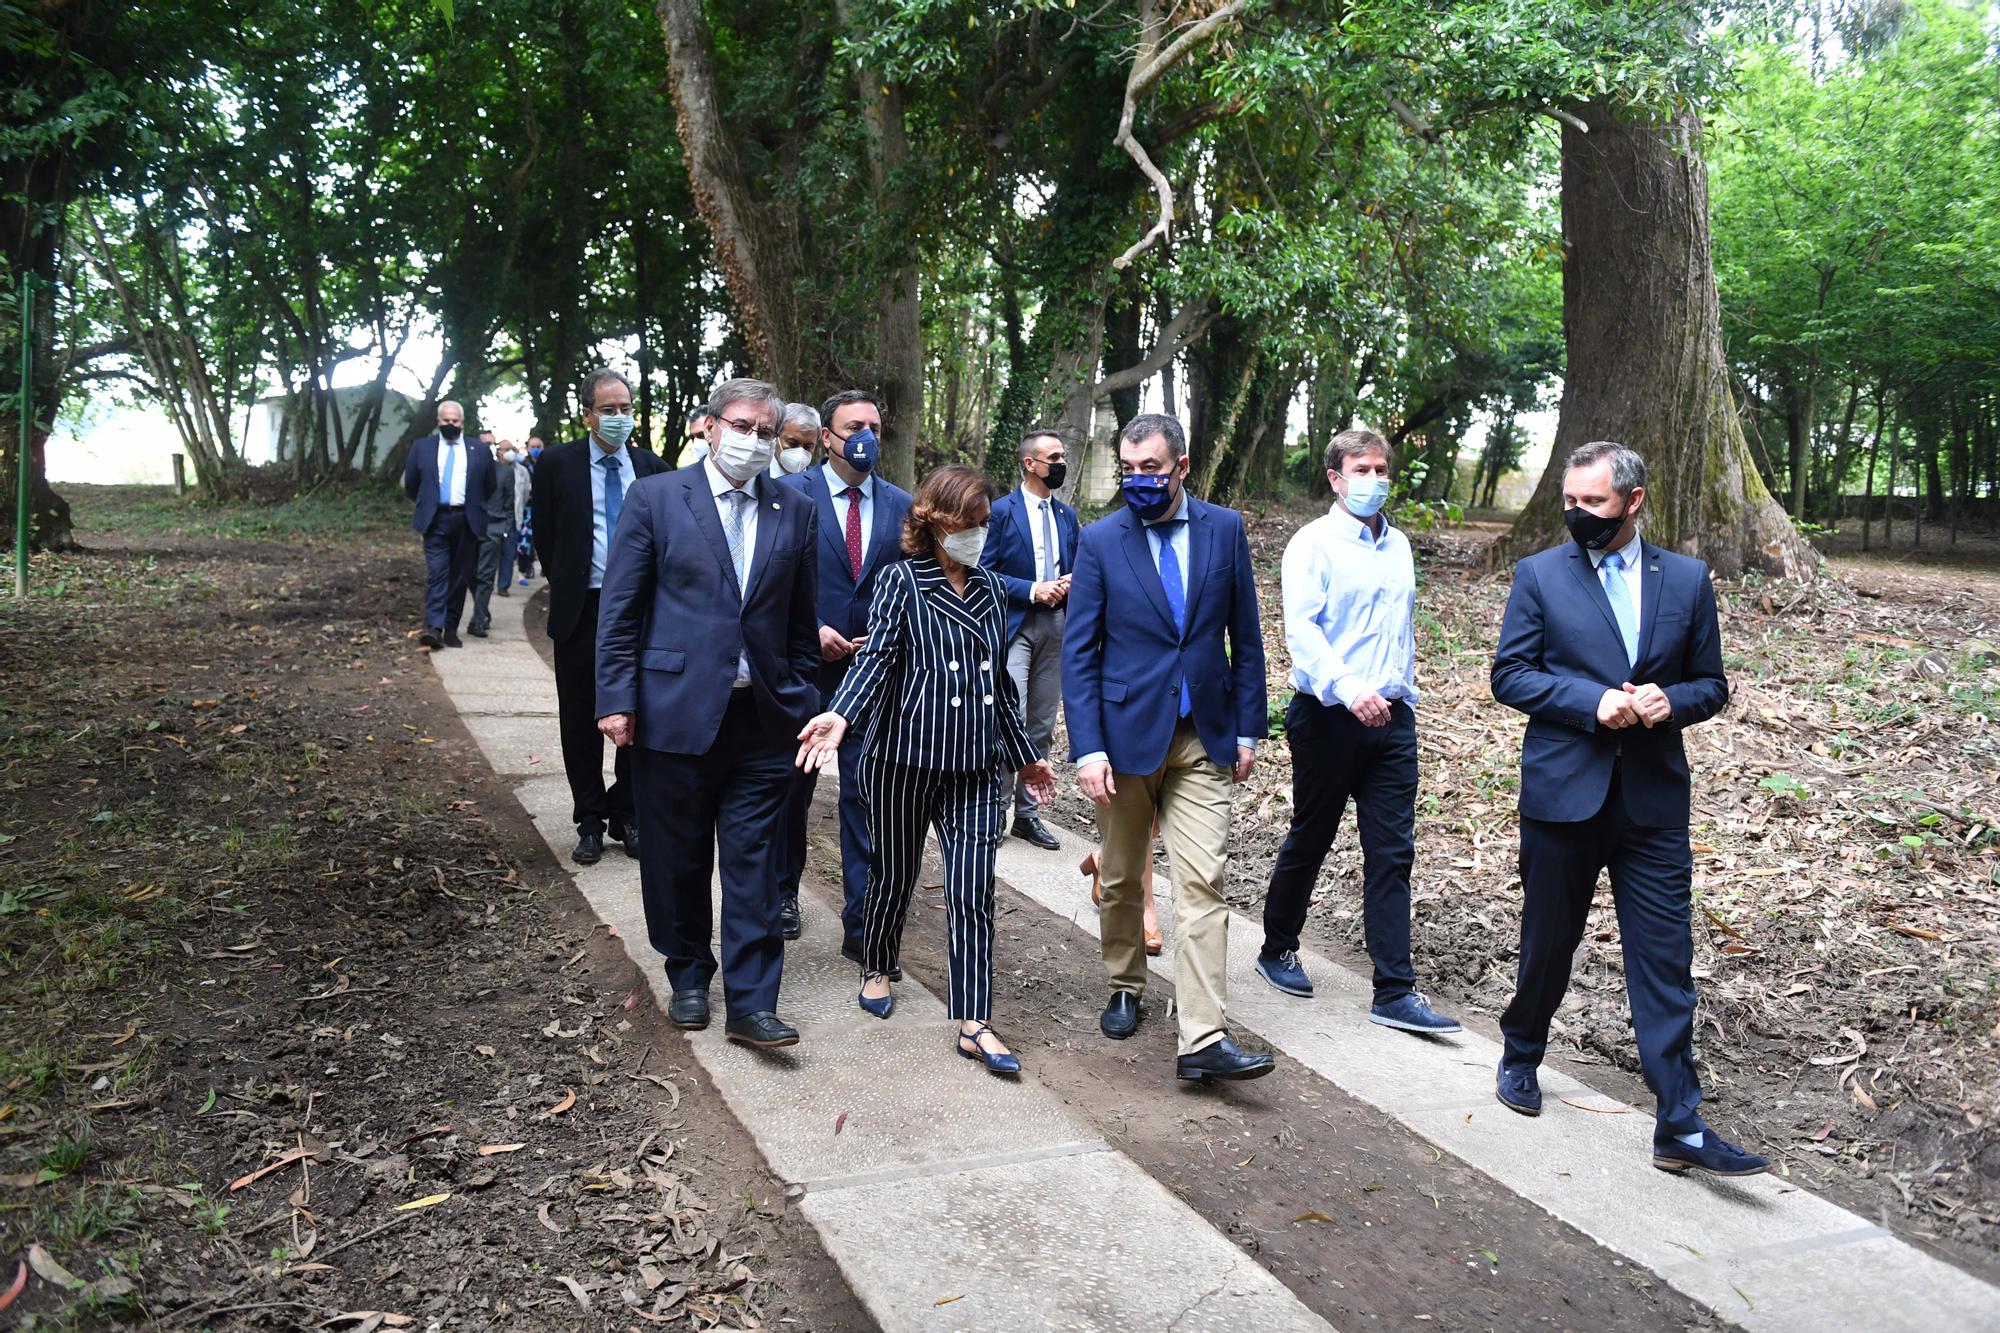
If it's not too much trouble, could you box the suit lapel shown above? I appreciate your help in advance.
[1119,513,1178,637]
[1008,493,1037,573]
[808,469,848,579]
[1565,548,1627,658]
[1179,501,1211,639]
[680,468,740,602]
[741,478,784,604]
[1633,542,1666,670]
[857,485,900,587]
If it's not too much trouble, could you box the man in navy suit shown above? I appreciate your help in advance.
[1063,412,1275,1083]
[981,427,1080,850]
[530,370,668,865]
[1490,440,1767,1177]
[596,378,821,1050]
[403,399,494,649]
[774,389,912,953]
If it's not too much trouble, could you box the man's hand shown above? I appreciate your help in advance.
[598,712,636,748]
[1232,745,1256,783]
[1348,690,1391,727]
[1078,760,1117,808]
[818,625,857,661]
[1031,579,1067,606]
[1019,759,1057,805]
[1596,688,1641,730]
[795,711,849,772]
[1624,681,1673,729]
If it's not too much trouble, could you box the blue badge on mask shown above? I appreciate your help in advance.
[841,427,879,473]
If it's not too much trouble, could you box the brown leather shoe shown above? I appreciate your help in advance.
[1080,852,1101,906]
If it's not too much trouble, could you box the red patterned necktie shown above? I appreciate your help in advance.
[843,486,864,581]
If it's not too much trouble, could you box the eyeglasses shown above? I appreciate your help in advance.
[720,415,780,442]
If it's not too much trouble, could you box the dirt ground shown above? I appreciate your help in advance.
[1044,502,2000,1277]
[0,486,864,1329]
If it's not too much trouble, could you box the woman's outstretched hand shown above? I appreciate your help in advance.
[796,711,849,772]
[1018,758,1057,805]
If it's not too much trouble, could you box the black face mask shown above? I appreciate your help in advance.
[1038,459,1068,491]
[439,423,463,441]
[1563,504,1627,551]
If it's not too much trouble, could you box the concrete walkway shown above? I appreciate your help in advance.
[435,584,1999,1332]
[434,586,1329,1332]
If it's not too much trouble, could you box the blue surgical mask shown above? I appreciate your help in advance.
[838,426,878,473]
[1119,472,1177,522]
[595,413,635,449]
[1341,476,1390,519]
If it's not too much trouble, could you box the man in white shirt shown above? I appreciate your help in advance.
[1255,427,1460,1036]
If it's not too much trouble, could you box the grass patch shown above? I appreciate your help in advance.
[66,482,410,542]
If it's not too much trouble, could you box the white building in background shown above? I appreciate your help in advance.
[241,385,422,467]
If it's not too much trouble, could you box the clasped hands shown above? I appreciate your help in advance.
[1597,681,1673,730]
[1031,574,1071,607]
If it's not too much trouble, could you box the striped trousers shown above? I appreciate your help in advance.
[859,758,1009,1020]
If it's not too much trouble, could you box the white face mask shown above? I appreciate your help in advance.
[498,449,517,464]
[715,427,774,483]
[939,523,988,567]
[777,446,813,475]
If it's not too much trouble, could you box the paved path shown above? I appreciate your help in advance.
[435,585,1999,1332]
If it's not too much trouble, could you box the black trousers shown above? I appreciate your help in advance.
[633,692,792,1019]
[1260,694,1418,1002]
[859,759,1008,1019]
[421,508,476,632]
[1500,773,1703,1138]
[551,588,632,835]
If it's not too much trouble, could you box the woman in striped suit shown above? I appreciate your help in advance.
[797,465,1056,1075]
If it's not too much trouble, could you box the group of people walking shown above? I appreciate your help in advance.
[403,369,1770,1180]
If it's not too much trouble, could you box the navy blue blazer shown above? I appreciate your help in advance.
[980,486,1081,641]
[1061,497,1268,775]
[828,556,1040,773]
[594,464,822,755]
[403,433,494,534]
[778,465,913,690]
[530,437,669,644]
[1490,539,1729,827]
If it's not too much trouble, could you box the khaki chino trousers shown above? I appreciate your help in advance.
[1096,718,1235,1055]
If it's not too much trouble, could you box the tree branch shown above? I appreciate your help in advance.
[1094,297,1217,397]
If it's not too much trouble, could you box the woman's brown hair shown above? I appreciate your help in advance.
[902,464,997,555]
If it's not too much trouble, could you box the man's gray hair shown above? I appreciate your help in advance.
[438,399,462,413]
[781,402,821,433]
[708,377,786,423]
[1118,411,1187,460]
[1563,440,1647,499]
[579,369,632,411]
[1325,425,1392,474]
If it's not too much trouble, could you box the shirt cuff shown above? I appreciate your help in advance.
[1236,737,1257,752]
[1074,751,1109,768]
[1331,674,1370,707]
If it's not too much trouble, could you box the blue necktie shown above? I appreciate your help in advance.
[1154,520,1191,717]
[601,454,624,545]
[438,441,455,505]
[1602,548,1638,666]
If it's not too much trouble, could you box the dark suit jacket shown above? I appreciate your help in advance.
[594,463,821,755]
[777,465,913,693]
[981,486,1081,641]
[1490,539,1729,827]
[403,433,494,535]
[530,437,670,644]
[828,556,1040,773]
[1061,497,1267,775]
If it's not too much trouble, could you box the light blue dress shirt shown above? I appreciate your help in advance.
[588,439,639,590]
[704,456,761,688]
[823,461,874,561]
[435,437,467,507]
[1282,501,1420,709]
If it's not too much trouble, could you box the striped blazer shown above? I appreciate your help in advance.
[828,555,1040,773]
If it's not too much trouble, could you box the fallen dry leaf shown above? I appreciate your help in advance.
[553,1274,591,1310]
[478,1143,526,1156]
[1293,1211,1334,1223]
[26,1245,80,1289]
[1557,1095,1632,1114]
[934,1294,965,1306]
[834,1112,848,1136]
[0,1260,26,1313]
[537,1088,576,1120]
[393,1193,451,1212]
[229,1147,314,1192]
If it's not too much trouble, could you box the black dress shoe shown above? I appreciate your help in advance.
[1176,1035,1276,1082]
[442,631,465,648]
[1011,815,1062,851]
[840,940,899,981]
[609,823,639,859]
[725,1011,799,1049]
[466,625,489,638]
[1100,990,1141,1040]
[418,627,444,650]
[572,831,604,865]
[668,988,710,1030]
[778,898,803,940]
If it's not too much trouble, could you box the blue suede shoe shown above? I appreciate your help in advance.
[1369,992,1462,1034]
[857,975,894,1020]
[1652,1131,1770,1177]
[1496,1061,1542,1116]
[957,1022,1021,1075]
[1254,950,1314,998]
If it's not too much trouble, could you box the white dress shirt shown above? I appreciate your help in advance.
[435,435,468,507]
[705,455,760,688]
[1282,502,1420,709]
[1587,528,1643,626]
[588,438,639,590]
[1025,491,1063,578]
[823,461,874,565]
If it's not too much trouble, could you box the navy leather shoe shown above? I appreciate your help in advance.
[957,1023,1021,1075]
[1176,1035,1276,1082]
[857,976,894,1020]
[1100,991,1141,1040]
[610,822,639,860]
[1496,1062,1542,1116]
[668,988,710,1030]
[1369,992,1462,1034]
[1255,950,1313,998]
[571,831,604,865]
[725,1011,799,1049]
[1652,1132,1771,1177]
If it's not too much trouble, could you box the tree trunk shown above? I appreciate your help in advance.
[1502,101,1814,580]
[854,66,921,489]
